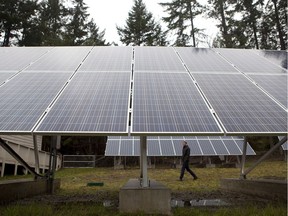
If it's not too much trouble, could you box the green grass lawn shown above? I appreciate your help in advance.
[0,158,287,216]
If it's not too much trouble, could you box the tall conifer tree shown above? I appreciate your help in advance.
[117,0,167,46]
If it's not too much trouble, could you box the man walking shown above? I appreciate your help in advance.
[180,140,198,181]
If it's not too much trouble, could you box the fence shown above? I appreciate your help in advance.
[63,155,108,168]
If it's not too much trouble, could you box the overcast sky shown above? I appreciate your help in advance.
[84,0,218,46]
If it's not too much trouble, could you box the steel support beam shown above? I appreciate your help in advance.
[240,137,248,179]
[240,136,287,179]
[140,136,149,187]
[33,135,40,174]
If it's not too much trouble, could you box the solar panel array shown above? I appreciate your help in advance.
[105,136,256,156]
[0,46,286,136]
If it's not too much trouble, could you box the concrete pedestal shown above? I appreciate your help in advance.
[119,179,171,215]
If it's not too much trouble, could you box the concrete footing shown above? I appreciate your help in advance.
[220,178,287,201]
[119,179,171,215]
[0,178,60,204]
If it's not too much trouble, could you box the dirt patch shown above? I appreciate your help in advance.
[7,189,283,208]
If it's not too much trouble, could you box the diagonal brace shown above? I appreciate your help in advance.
[240,136,287,179]
[0,138,44,179]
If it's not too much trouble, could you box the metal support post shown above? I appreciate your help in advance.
[240,137,248,179]
[140,136,148,187]
[47,136,58,194]
[33,135,40,175]
[241,136,287,179]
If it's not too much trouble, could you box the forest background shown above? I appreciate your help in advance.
[0,0,286,50]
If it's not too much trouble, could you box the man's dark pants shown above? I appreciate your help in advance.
[180,160,197,180]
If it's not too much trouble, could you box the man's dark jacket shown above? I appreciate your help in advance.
[182,144,190,162]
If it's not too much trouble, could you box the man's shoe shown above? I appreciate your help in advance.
[194,176,198,180]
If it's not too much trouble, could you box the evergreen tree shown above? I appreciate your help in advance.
[82,19,108,46]
[64,0,89,45]
[207,0,234,48]
[259,0,287,50]
[117,0,167,46]
[233,0,264,49]
[38,0,68,45]
[160,0,204,47]
[0,0,38,46]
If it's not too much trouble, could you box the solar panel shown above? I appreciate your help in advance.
[186,140,203,156]
[281,142,288,151]
[147,140,161,156]
[248,74,287,108]
[222,140,242,155]
[105,136,256,156]
[105,140,120,156]
[25,47,91,72]
[120,139,133,156]
[35,72,131,134]
[198,140,216,155]
[215,48,287,74]
[79,46,132,72]
[159,140,175,156]
[176,47,238,73]
[0,72,16,84]
[131,73,223,135]
[0,47,51,71]
[256,50,287,69]
[210,139,229,155]
[134,47,186,72]
[0,72,71,133]
[193,73,287,135]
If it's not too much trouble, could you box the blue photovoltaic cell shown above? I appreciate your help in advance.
[211,140,229,155]
[105,140,120,156]
[160,140,175,156]
[147,140,161,156]
[234,140,256,155]
[223,140,242,155]
[120,139,133,156]
[256,50,287,69]
[187,140,203,156]
[172,139,183,156]
[0,47,51,71]
[25,47,91,72]
[134,47,186,72]
[132,73,223,134]
[248,74,287,108]
[198,140,216,155]
[282,142,288,151]
[193,73,287,134]
[0,72,71,132]
[215,48,286,74]
[36,72,130,133]
[134,139,140,156]
[176,47,238,73]
[79,46,132,72]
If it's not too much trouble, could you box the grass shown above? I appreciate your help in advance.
[0,158,287,215]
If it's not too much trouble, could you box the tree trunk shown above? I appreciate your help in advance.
[219,0,232,47]
[252,20,259,49]
[187,1,196,47]
[272,0,286,50]
[3,26,11,47]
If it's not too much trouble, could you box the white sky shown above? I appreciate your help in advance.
[84,0,218,46]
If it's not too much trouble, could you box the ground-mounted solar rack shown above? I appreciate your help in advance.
[0,46,287,187]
